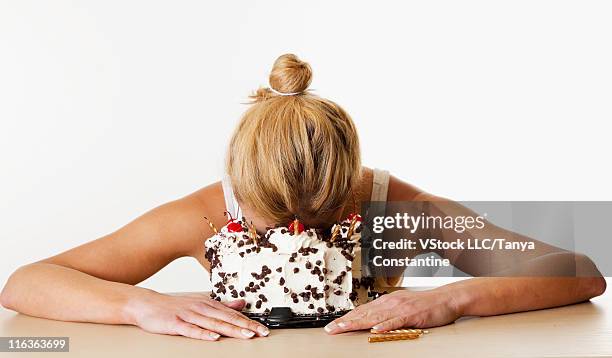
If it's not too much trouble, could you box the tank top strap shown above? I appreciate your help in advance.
[369,169,404,289]
[370,168,390,202]
[221,175,243,220]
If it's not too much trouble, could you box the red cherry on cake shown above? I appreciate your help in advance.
[347,213,362,222]
[288,219,305,235]
[226,220,243,233]
[224,212,243,233]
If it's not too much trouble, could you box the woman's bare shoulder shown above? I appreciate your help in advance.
[179,181,230,257]
[360,167,427,201]
[387,172,427,201]
[39,181,228,283]
[186,181,226,220]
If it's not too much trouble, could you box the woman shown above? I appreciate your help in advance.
[1,54,605,341]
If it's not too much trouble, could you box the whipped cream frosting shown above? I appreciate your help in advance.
[205,218,374,314]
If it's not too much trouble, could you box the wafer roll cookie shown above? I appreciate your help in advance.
[203,217,218,234]
[371,328,426,334]
[368,333,422,343]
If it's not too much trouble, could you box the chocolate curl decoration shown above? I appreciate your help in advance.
[330,224,341,243]
[346,214,359,238]
[203,217,218,234]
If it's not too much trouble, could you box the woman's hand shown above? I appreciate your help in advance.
[324,287,463,334]
[124,291,270,341]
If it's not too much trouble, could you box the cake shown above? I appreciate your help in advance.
[204,214,375,315]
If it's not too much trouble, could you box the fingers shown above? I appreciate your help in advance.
[371,316,408,332]
[172,292,210,299]
[192,302,269,337]
[173,321,221,341]
[205,297,245,313]
[221,299,246,311]
[178,310,259,339]
[324,310,393,334]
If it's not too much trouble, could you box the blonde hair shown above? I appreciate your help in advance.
[226,54,362,225]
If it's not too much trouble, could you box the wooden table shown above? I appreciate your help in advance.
[1,291,610,357]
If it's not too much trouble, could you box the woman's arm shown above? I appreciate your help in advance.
[447,276,606,318]
[0,183,269,340]
[325,275,606,333]
[2,262,152,324]
[325,176,606,334]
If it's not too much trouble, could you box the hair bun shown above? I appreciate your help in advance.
[268,54,312,95]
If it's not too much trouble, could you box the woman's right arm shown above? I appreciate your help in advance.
[0,183,269,340]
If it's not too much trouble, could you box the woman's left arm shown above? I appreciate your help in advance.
[325,275,605,334]
[325,176,606,334]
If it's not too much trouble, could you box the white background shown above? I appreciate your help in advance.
[1,1,611,293]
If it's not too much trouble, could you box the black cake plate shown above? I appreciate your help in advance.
[244,307,349,328]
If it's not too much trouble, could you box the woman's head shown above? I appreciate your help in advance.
[227,54,361,228]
